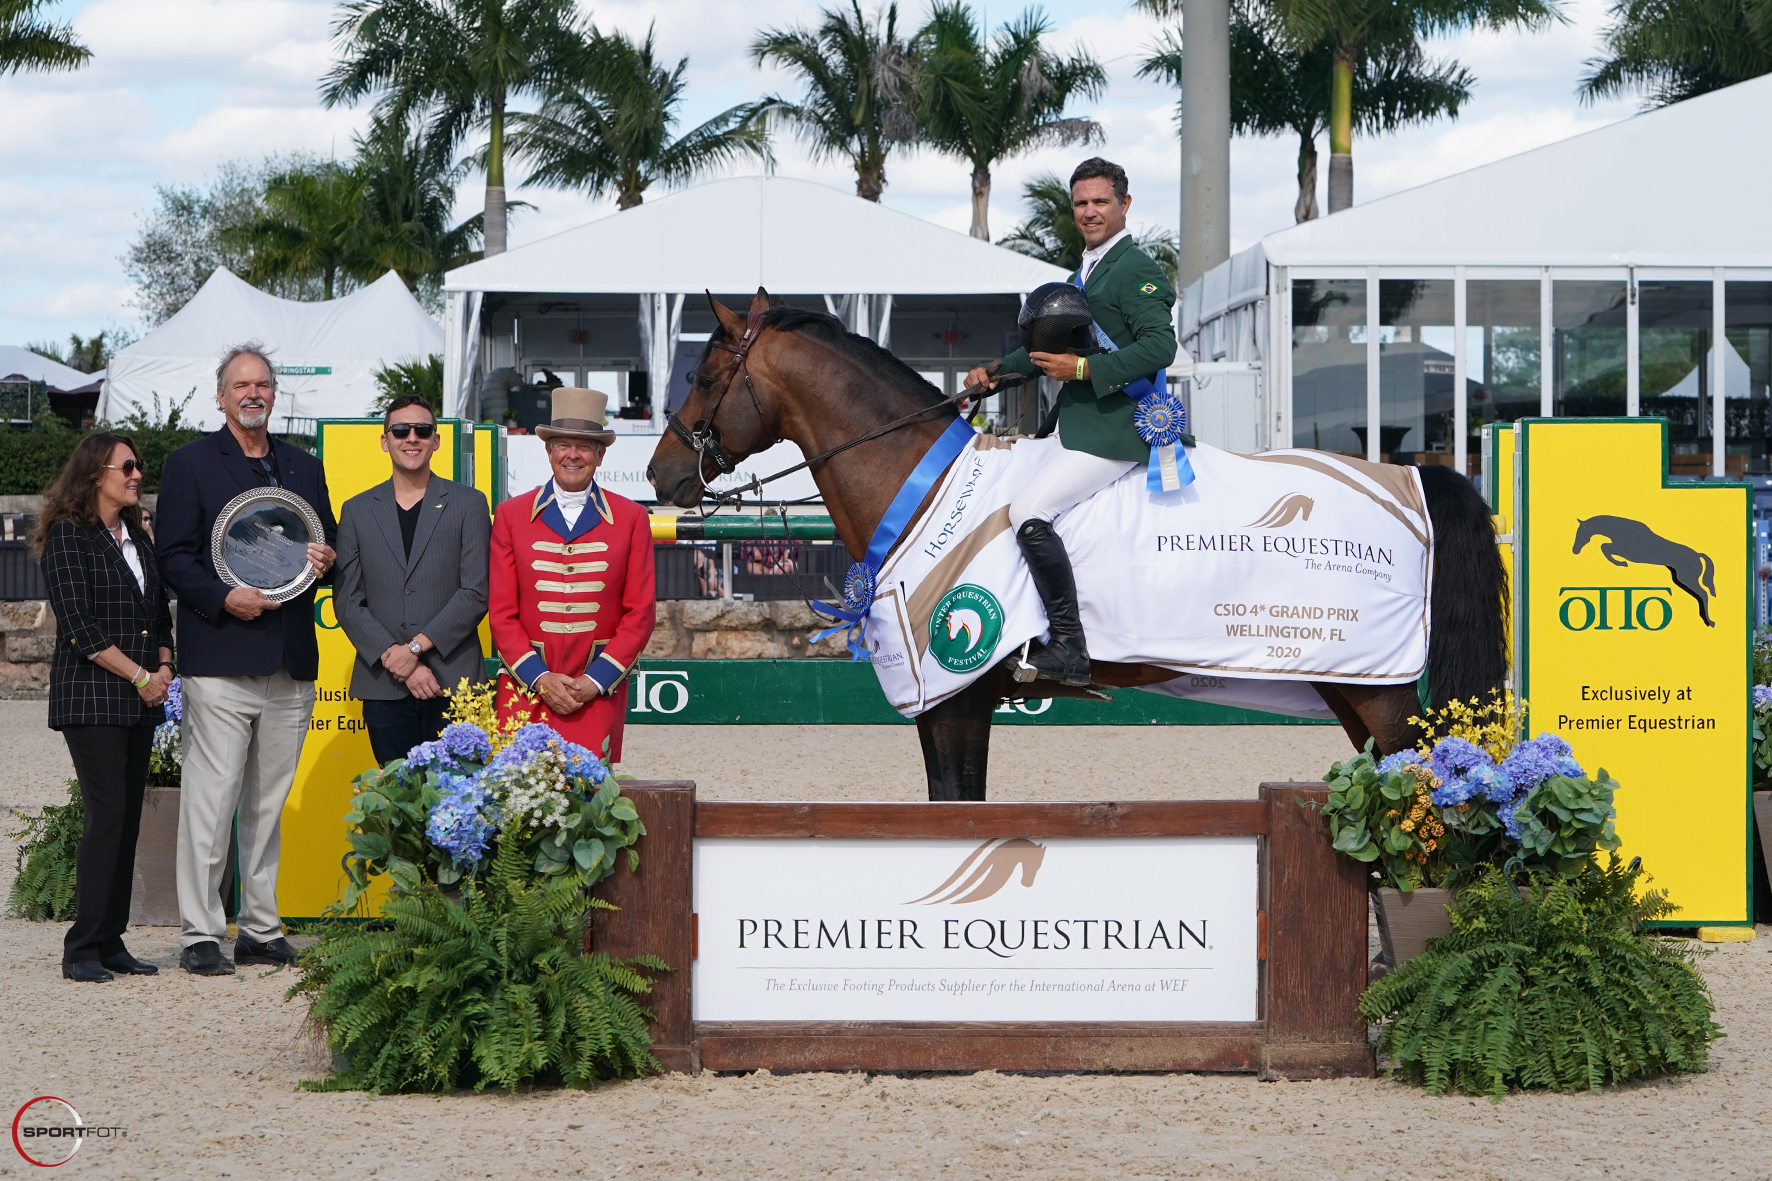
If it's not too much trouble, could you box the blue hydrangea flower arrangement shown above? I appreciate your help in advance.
[148,677,184,785]
[1319,695,1621,890]
[338,714,643,911]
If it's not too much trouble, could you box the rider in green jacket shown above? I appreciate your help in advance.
[966,157,1179,687]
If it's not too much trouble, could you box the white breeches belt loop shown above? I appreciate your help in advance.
[1008,442,1138,530]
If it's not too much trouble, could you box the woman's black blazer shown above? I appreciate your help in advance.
[40,518,174,730]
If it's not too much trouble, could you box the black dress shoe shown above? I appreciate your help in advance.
[179,940,236,976]
[99,951,159,976]
[62,961,114,983]
[234,936,298,966]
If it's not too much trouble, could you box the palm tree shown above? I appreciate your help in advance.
[505,26,771,210]
[224,162,373,300]
[912,3,1107,241]
[0,0,90,75]
[353,120,484,292]
[998,173,1179,279]
[1138,0,1559,213]
[321,0,588,255]
[1580,0,1772,106]
[1139,2,1473,222]
[751,2,918,202]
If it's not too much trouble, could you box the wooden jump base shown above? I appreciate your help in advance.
[590,783,1372,1079]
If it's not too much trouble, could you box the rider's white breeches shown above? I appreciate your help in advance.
[1007,437,1138,530]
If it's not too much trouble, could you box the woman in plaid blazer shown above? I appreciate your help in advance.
[34,432,175,982]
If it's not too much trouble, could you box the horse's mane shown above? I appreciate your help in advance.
[704,306,957,418]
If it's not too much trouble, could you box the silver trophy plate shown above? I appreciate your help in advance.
[210,487,324,604]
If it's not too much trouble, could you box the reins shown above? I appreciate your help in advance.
[665,314,1023,509]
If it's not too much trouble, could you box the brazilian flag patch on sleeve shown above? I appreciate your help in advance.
[1140,282,1158,294]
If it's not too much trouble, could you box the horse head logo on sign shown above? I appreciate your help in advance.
[1572,516,1717,627]
[907,838,1045,904]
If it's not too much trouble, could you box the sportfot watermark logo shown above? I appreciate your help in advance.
[928,584,1004,673]
[1245,494,1314,528]
[12,1097,125,1167]
[1568,516,1718,628]
[907,838,1046,904]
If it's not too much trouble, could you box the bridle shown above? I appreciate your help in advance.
[665,307,768,489]
[663,308,1023,509]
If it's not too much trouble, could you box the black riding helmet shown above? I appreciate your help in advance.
[1018,281,1102,356]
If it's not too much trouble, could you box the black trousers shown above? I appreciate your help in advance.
[362,696,451,766]
[60,722,155,965]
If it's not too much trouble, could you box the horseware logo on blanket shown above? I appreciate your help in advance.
[907,838,1046,904]
[928,584,1005,673]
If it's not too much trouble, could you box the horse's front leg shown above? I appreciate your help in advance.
[914,675,998,801]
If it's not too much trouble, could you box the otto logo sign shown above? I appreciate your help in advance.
[12,1097,125,1167]
[629,669,690,715]
[1568,517,1717,628]
[695,835,1259,1023]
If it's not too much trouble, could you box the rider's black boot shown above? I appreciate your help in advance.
[1015,519,1094,687]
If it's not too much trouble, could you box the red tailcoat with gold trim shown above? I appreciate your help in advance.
[488,479,655,761]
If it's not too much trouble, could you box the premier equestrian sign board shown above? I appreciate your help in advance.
[693,836,1259,1022]
[1515,418,1751,926]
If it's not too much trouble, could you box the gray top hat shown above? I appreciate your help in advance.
[534,388,617,444]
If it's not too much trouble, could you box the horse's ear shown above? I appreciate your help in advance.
[707,292,745,339]
[750,287,771,314]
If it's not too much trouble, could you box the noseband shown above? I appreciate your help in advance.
[666,308,768,486]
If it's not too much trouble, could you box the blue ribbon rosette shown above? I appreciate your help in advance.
[1133,387,1195,492]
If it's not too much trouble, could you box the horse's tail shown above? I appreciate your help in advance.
[1700,548,1717,597]
[1418,464,1509,711]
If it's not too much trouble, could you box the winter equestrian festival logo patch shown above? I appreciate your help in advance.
[928,584,1004,674]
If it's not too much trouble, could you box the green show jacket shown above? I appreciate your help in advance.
[999,235,1178,464]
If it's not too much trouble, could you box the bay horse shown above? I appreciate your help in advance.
[647,291,1509,801]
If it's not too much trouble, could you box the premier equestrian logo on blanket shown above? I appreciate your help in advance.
[1246,494,1314,528]
[929,585,1004,674]
[907,838,1046,904]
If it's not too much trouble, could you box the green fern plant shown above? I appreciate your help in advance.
[6,781,83,922]
[1361,857,1722,1099]
[290,835,664,1093]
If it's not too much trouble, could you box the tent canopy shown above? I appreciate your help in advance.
[103,269,444,431]
[0,345,97,392]
[1254,73,1772,269]
[444,175,1070,296]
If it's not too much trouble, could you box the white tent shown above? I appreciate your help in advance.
[440,175,1069,421]
[102,269,444,431]
[0,345,97,391]
[1179,73,1772,474]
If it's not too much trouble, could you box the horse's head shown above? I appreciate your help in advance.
[646,288,787,508]
[1572,516,1602,554]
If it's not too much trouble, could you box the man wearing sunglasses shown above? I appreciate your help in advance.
[335,395,490,764]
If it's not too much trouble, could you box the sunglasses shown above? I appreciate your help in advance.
[104,460,143,476]
[386,423,437,439]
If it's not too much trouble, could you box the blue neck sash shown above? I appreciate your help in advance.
[812,415,977,659]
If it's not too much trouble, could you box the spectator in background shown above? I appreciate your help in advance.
[155,343,337,977]
[334,395,490,764]
[34,432,174,982]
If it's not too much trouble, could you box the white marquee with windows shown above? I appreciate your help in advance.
[1181,73,1772,479]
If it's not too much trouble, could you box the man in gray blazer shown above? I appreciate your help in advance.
[335,395,491,763]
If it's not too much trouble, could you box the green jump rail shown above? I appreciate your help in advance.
[482,657,1334,725]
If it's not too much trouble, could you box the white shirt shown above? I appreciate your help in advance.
[110,524,144,593]
[554,484,590,530]
[1078,228,1131,286]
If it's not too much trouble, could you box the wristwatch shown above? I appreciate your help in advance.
[407,640,423,657]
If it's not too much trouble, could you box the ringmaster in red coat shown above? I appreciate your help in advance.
[489,387,655,762]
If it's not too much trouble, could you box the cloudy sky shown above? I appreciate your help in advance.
[0,0,1640,350]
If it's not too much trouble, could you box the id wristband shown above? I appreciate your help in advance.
[131,667,149,688]
[1075,357,1087,381]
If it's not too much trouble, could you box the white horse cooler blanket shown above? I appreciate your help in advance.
[858,436,1433,719]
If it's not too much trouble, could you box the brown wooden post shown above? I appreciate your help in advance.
[1259,782,1374,1079]
[588,780,698,1074]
